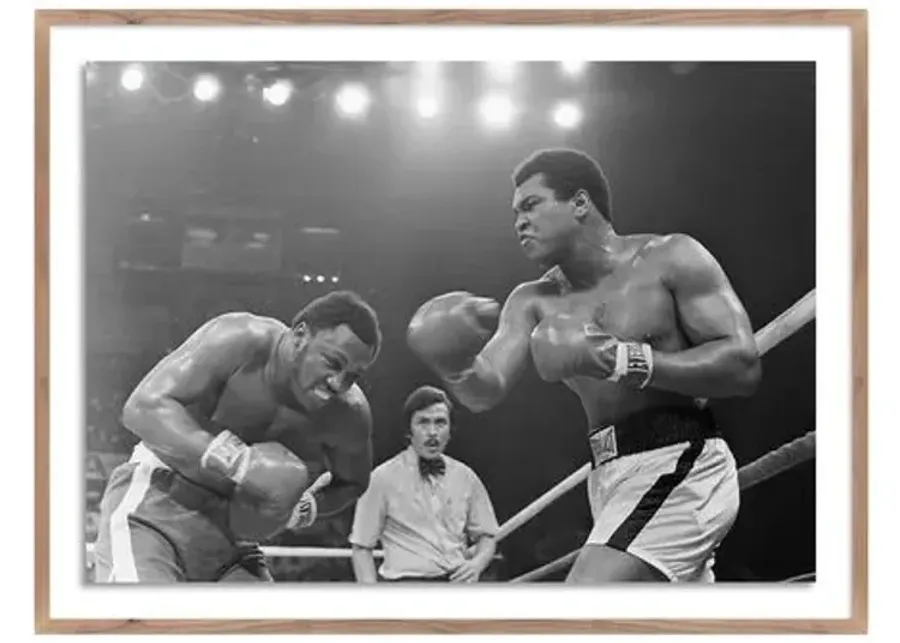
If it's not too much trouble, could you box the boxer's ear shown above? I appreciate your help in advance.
[571,190,591,220]
[292,322,312,350]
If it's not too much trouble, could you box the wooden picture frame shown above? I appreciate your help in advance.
[34,9,868,634]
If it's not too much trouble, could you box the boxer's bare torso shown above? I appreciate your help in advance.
[126,314,373,499]
[521,234,697,429]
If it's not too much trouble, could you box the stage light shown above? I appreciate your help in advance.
[120,64,145,92]
[335,83,371,118]
[484,61,519,84]
[479,94,516,128]
[416,96,440,119]
[85,63,98,86]
[302,274,312,283]
[263,80,292,106]
[193,74,222,102]
[552,101,583,129]
[415,61,444,77]
[560,61,588,77]
[316,275,326,283]
[331,276,340,284]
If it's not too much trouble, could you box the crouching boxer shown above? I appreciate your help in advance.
[93,291,381,583]
[408,148,762,583]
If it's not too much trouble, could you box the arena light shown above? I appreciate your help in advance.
[263,80,293,107]
[560,61,588,78]
[193,74,222,102]
[415,61,444,77]
[120,64,145,92]
[552,101,583,129]
[415,96,440,119]
[335,83,371,118]
[484,61,519,84]
[85,62,98,86]
[479,94,517,129]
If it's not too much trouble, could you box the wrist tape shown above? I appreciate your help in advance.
[200,430,251,484]
[287,492,318,530]
[606,341,654,389]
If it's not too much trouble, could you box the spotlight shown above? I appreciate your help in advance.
[193,74,222,102]
[479,94,516,128]
[560,61,588,77]
[552,101,583,129]
[85,63,98,86]
[302,274,312,283]
[316,275,326,283]
[484,61,519,84]
[331,276,340,284]
[335,83,371,118]
[415,96,440,119]
[120,64,145,92]
[263,80,292,106]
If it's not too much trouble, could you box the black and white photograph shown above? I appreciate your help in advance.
[81,59,817,586]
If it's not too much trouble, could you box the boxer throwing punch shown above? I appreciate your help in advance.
[93,291,381,583]
[408,149,761,583]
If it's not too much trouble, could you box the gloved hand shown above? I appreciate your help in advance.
[530,314,653,388]
[407,291,500,380]
[201,433,311,541]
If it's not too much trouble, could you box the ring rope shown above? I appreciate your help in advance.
[737,430,815,490]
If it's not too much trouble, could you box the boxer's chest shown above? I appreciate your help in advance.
[204,366,316,444]
[538,268,677,345]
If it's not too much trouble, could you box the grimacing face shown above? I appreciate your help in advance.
[288,323,375,409]
[512,173,583,265]
[409,402,451,460]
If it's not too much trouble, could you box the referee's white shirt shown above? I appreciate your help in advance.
[349,446,499,579]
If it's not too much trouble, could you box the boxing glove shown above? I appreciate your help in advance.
[201,433,311,540]
[530,314,654,388]
[407,291,500,379]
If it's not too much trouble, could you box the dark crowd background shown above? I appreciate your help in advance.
[83,61,815,582]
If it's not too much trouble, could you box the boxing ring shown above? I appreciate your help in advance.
[86,289,817,582]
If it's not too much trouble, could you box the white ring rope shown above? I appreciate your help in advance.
[86,289,817,577]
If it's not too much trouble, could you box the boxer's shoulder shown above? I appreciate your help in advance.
[181,313,278,371]
[632,232,706,265]
[204,312,284,351]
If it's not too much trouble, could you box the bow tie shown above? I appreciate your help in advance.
[418,456,446,479]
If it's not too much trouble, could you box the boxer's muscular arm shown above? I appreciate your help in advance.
[446,283,540,413]
[312,389,374,517]
[647,234,761,397]
[121,314,262,476]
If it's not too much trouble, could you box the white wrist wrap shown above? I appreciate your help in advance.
[606,341,654,389]
[287,492,318,531]
[200,430,251,484]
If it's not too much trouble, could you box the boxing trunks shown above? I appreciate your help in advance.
[92,443,272,583]
[585,405,740,582]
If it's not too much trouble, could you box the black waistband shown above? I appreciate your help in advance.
[589,405,722,467]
